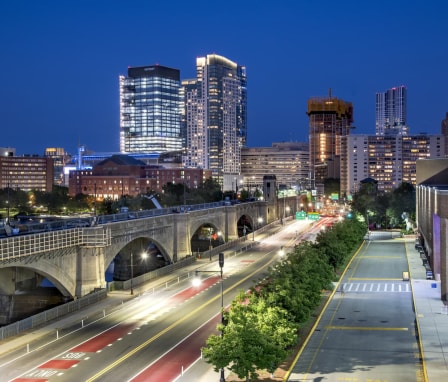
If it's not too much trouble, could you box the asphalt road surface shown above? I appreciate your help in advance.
[287,234,424,382]
[1,219,320,382]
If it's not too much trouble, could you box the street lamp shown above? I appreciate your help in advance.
[6,183,10,225]
[130,251,148,295]
[131,251,134,294]
[193,252,225,382]
[278,246,285,257]
[253,216,263,241]
[130,252,134,295]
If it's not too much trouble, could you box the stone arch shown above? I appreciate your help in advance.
[13,261,74,298]
[104,235,171,272]
[104,235,171,282]
[189,220,225,240]
[235,213,254,237]
[189,220,225,254]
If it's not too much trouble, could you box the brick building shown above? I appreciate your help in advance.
[68,154,211,199]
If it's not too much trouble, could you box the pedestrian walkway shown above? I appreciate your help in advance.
[405,237,448,381]
[284,237,448,382]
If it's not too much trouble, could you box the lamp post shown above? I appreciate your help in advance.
[130,251,134,295]
[6,183,10,225]
[253,216,263,241]
[193,252,225,381]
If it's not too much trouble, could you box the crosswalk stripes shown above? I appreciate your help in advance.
[340,282,411,293]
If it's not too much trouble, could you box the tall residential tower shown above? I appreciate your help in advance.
[119,65,183,154]
[375,85,408,136]
[182,54,247,190]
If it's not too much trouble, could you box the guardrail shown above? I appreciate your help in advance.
[0,201,228,238]
[0,289,108,341]
[0,226,111,261]
[0,256,197,341]
[0,219,278,343]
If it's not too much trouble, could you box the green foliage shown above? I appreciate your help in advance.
[203,217,365,379]
[351,181,415,229]
[323,178,340,197]
[389,182,416,223]
[202,291,296,381]
[314,219,365,270]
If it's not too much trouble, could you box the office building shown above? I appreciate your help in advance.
[241,142,309,194]
[45,147,71,185]
[341,134,445,196]
[375,85,408,136]
[182,54,247,191]
[307,92,354,192]
[119,65,183,154]
[0,155,54,192]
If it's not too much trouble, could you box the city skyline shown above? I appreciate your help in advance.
[1,0,447,155]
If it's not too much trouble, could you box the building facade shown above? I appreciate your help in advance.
[68,154,211,199]
[45,147,71,185]
[0,155,54,192]
[416,158,448,302]
[119,65,183,154]
[182,54,247,191]
[307,93,354,192]
[375,85,408,136]
[241,142,309,194]
[341,134,445,197]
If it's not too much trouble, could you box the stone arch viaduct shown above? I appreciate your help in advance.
[0,199,297,298]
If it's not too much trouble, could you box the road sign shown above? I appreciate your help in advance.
[307,212,320,221]
[296,211,306,220]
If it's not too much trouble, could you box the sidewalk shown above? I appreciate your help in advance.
[405,237,448,381]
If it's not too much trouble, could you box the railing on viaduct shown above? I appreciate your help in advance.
[0,201,226,262]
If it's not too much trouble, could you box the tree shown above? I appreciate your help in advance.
[323,178,340,197]
[202,291,296,381]
[389,182,416,226]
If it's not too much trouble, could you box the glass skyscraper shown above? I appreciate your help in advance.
[375,85,408,136]
[119,65,182,153]
[182,54,247,190]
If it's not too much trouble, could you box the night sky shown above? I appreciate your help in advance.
[1,0,447,155]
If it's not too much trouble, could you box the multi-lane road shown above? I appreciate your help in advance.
[1,218,325,382]
[1,220,424,382]
[286,232,424,382]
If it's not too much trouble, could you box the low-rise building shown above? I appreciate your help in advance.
[416,158,448,302]
[68,154,211,199]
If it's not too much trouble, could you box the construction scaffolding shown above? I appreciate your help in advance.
[307,92,354,190]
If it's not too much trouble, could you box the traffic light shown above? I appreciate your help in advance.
[219,252,224,268]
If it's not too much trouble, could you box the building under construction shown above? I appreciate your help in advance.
[307,92,354,192]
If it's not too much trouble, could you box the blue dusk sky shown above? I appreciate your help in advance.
[1,0,447,156]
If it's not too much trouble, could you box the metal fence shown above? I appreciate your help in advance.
[0,256,198,341]
[0,226,111,261]
[0,219,276,342]
[0,289,107,341]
